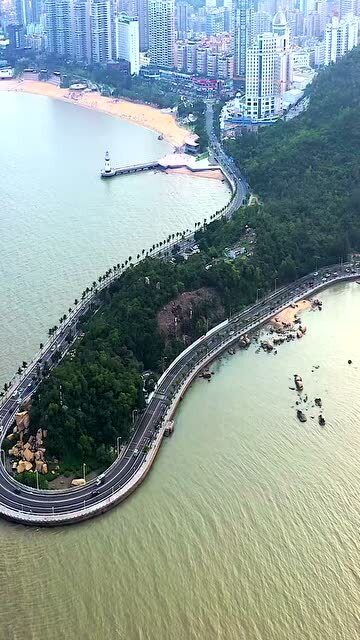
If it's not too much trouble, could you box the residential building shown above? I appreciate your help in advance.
[233,0,255,80]
[91,0,114,63]
[324,13,359,65]
[176,1,190,39]
[73,0,91,63]
[136,0,149,51]
[148,0,175,68]
[339,0,356,17]
[115,13,140,74]
[45,0,73,58]
[7,23,25,50]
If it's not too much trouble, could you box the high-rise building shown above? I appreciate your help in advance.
[185,39,196,72]
[206,7,225,36]
[148,0,175,68]
[7,23,25,50]
[91,0,114,63]
[254,10,272,36]
[272,9,292,90]
[73,0,91,62]
[233,0,255,80]
[45,0,73,57]
[339,0,356,17]
[136,0,149,51]
[176,1,190,39]
[15,0,31,26]
[324,13,359,65]
[115,13,140,73]
[245,32,282,121]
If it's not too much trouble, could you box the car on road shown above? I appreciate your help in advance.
[133,448,139,457]
[14,487,21,495]
[96,473,105,486]
[91,490,99,497]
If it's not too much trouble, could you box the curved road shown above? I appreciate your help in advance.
[0,263,358,525]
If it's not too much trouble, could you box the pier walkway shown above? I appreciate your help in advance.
[101,161,159,178]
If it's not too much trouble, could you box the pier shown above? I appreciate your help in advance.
[101,159,160,178]
[100,151,223,179]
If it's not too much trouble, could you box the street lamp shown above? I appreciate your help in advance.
[132,409,138,425]
[35,470,39,491]
[0,449,5,467]
[274,278,278,293]
[116,436,121,457]
[83,462,86,481]
[256,288,261,304]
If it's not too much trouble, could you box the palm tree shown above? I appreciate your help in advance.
[74,298,79,306]
[39,342,44,351]
[137,253,140,260]
[142,249,145,255]
[17,367,22,376]
[22,361,27,369]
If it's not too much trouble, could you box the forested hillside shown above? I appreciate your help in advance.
[22,49,360,477]
[226,47,360,279]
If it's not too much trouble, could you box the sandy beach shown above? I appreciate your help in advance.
[0,78,188,147]
[165,166,224,181]
[271,299,312,326]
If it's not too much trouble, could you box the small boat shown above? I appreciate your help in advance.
[318,415,325,426]
[294,374,303,391]
[158,134,164,140]
[297,409,307,423]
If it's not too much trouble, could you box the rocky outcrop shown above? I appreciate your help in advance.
[71,478,86,487]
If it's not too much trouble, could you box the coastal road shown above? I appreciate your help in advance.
[0,263,359,525]
[205,100,248,211]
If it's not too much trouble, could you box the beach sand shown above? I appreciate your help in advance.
[0,79,188,147]
[164,166,224,181]
[271,299,312,326]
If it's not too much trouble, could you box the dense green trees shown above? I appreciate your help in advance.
[226,48,360,277]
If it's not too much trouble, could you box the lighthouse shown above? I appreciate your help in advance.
[101,151,115,177]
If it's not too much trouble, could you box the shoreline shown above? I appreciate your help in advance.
[0,78,189,148]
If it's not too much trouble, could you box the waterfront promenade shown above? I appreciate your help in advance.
[0,265,358,526]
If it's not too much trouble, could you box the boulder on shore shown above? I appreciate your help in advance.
[23,448,34,463]
[71,478,86,487]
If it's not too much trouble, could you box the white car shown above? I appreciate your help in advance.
[133,448,139,457]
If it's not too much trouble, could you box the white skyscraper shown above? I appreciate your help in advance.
[73,0,91,63]
[91,0,114,63]
[45,0,73,57]
[115,13,140,74]
[324,14,359,65]
[148,0,175,69]
[272,10,293,91]
[245,32,282,122]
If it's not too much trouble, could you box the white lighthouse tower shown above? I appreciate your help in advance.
[101,151,115,177]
